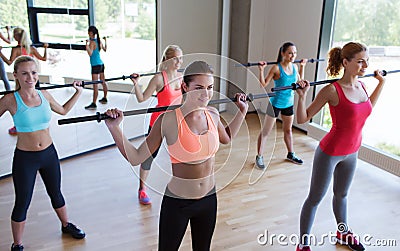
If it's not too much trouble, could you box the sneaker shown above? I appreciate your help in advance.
[99,97,108,104]
[255,155,265,169]
[61,222,86,239]
[84,103,97,110]
[11,244,24,251]
[138,189,151,205]
[8,126,17,135]
[296,244,311,251]
[336,231,365,251]
[287,152,303,165]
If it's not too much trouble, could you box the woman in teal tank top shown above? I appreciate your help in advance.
[255,42,307,169]
[0,56,86,250]
[84,25,108,110]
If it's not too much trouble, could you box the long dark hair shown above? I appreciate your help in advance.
[88,26,101,51]
[182,61,214,95]
[277,42,295,62]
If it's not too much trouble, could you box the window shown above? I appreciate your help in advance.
[20,0,157,84]
[32,0,87,9]
[319,0,400,159]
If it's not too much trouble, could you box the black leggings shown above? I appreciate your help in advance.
[11,144,65,222]
[141,126,160,171]
[158,187,217,251]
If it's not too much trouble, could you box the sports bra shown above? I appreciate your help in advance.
[12,90,52,132]
[168,108,219,164]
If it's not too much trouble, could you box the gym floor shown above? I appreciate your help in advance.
[0,86,399,250]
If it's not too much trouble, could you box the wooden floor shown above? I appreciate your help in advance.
[0,113,399,251]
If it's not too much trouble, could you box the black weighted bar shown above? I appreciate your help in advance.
[102,68,185,82]
[271,69,400,92]
[77,36,111,43]
[235,58,324,67]
[58,92,276,125]
[0,80,103,96]
[0,43,45,49]
[0,25,18,29]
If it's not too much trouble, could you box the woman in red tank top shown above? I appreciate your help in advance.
[129,45,183,205]
[0,27,48,66]
[0,27,48,135]
[294,42,386,251]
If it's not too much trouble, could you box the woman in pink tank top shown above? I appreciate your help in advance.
[293,42,386,251]
[0,27,48,66]
[129,45,183,205]
[0,27,48,135]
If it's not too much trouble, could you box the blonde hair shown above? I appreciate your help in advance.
[326,42,367,77]
[13,56,38,90]
[13,27,32,55]
[158,45,182,71]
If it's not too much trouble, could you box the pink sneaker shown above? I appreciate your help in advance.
[336,231,365,251]
[138,189,151,205]
[296,244,311,251]
[8,126,17,135]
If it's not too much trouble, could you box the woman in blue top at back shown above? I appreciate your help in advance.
[84,25,108,110]
[255,42,307,169]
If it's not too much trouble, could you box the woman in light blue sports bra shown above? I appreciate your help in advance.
[0,56,86,250]
[255,42,308,169]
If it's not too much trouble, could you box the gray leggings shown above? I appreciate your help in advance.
[300,146,358,245]
[0,57,11,91]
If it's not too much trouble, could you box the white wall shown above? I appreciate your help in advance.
[246,0,324,130]
[157,0,222,63]
[157,0,231,107]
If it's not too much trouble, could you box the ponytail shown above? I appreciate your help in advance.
[326,42,367,77]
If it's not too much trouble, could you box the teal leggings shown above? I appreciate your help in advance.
[300,146,358,245]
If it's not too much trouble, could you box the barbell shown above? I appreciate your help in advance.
[271,69,400,92]
[58,92,276,125]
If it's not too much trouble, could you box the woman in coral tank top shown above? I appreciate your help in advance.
[105,61,248,250]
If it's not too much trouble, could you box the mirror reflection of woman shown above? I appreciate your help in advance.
[0,27,48,135]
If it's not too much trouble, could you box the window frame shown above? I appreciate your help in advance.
[26,0,94,50]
